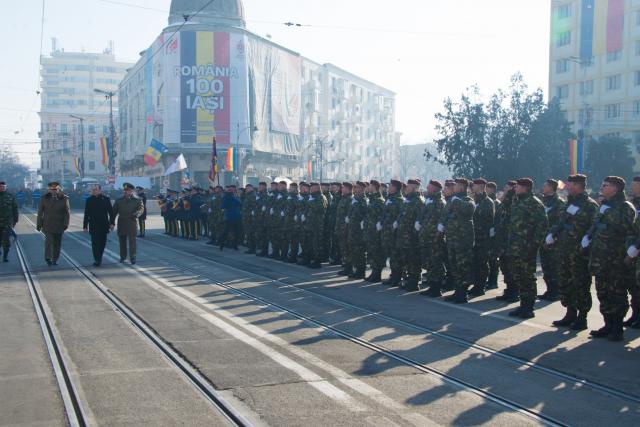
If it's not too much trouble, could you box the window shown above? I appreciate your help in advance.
[579,80,594,96]
[605,103,622,119]
[606,74,622,91]
[556,59,570,73]
[88,141,96,151]
[634,100,640,116]
[556,4,571,19]
[634,131,640,145]
[606,50,622,62]
[556,85,569,99]
[89,161,95,171]
[103,125,109,134]
[60,123,68,133]
[636,71,640,86]
[637,11,640,26]
[88,125,96,134]
[46,160,50,169]
[556,31,571,47]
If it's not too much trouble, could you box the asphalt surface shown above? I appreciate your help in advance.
[2,210,639,426]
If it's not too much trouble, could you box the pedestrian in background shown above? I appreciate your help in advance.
[219,185,242,251]
[0,181,19,263]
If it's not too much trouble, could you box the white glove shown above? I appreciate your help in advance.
[628,245,640,258]
[392,221,398,229]
[208,208,212,214]
[567,204,579,215]
[251,210,255,216]
[280,211,285,217]
[414,221,421,232]
[545,233,555,246]
[599,205,610,214]
[294,215,298,222]
[360,220,364,230]
[301,214,306,222]
[269,208,274,215]
[376,222,382,232]
[345,216,350,224]
[489,227,496,238]
[262,206,266,212]
[437,223,445,233]
[581,235,591,249]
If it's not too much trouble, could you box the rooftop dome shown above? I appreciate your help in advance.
[169,0,245,28]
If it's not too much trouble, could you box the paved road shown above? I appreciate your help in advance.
[2,211,639,426]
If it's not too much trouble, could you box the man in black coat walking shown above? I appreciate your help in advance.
[83,185,114,266]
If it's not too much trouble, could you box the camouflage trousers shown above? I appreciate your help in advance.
[472,239,491,288]
[243,216,255,250]
[289,225,303,259]
[338,227,350,266]
[256,221,269,254]
[595,262,632,317]
[348,229,367,271]
[271,219,287,257]
[500,254,516,295]
[399,237,421,285]
[540,245,561,295]
[0,227,11,251]
[424,238,446,284]
[558,248,592,312]
[447,243,473,293]
[511,255,538,308]
[631,259,640,307]
[310,225,324,263]
[366,231,385,272]
[487,238,500,287]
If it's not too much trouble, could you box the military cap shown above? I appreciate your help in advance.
[355,181,367,188]
[342,182,353,189]
[454,178,469,187]
[279,180,288,185]
[429,180,443,189]
[136,186,144,190]
[47,181,61,188]
[516,178,534,189]
[289,182,298,187]
[444,179,455,187]
[486,182,497,190]
[473,178,487,185]
[369,180,381,190]
[604,176,626,190]
[567,174,587,185]
[507,180,517,186]
[407,178,421,186]
[209,186,215,190]
[270,181,278,186]
[380,183,388,188]
[0,181,5,185]
[215,185,224,190]
[633,176,640,183]
[310,182,320,187]
[258,181,267,186]
[123,183,135,190]
[545,179,559,192]
[299,182,310,188]
[389,179,402,189]
[331,182,342,187]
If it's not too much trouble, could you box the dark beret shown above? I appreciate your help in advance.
[429,180,443,189]
[516,178,534,188]
[473,178,487,185]
[270,182,278,185]
[380,183,388,187]
[604,176,626,189]
[486,182,497,190]
[445,180,455,187]
[567,174,587,185]
[258,181,267,186]
[321,182,330,187]
[299,182,310,188]
[0,181,5,185]
[454,178,469,186]
[545,179,559,191]
[289,182,298,187]
[507,180,517,186]
[245,184,253,188]
[389,179,402,189]
[331,182,342,187]
[407,178,421,186]
[279,181,288,185]
[48,181,61,188]
[310,182,320,187]
[633,176,640,183]
[369,180,381,189]
[342,182,353,189]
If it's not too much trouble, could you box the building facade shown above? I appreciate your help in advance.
[549,0,640,163]
[38,40,130,186]
[118,0,399,188]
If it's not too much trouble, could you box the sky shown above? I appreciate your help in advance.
[0,0,552,168]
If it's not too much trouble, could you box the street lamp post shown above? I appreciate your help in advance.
[236,124,257,185]
[94,88,116,177]
[69,115,85,179]
[566,56,592,173]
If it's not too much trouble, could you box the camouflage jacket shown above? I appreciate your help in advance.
[241,191,256,223]
[542,193,566,231]
[255,190,270,223]
[304,190,328,232]
[284,190,299,228]
[397,191,425,245]
[0,191,19,228]
[382,192,403,244]
[419,192,445,247]
[473,192,495,243]
[588,191,636,273]
[335,193,353,237]
[506,192,547,258]
[347,193,369,238]
[441,192,475,248]
[366,192,385,239]
[550,192,598,249]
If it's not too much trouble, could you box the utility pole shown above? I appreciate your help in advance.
[236,124,257,186]
[94,88,116,177]
[69,115,85,179]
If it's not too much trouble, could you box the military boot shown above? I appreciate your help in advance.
[366,270,382,283]
[590,315,612,338]
[623,302,639,327]
[338,264,353,276]
[383,272,401,287]
[569,311,588,331]
[630,317,640,329]
[2,249,8,262]
[552,307,577,327]
[486,267,499,290]
[608,315,624,342]
[468,284,486,297]
[445,290,467,304]
[424,282,443,298]
[404,281,419,292]
[350,267,365,280]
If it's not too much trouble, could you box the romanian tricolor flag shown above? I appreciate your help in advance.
[579,0,624,61]
[73,157,82,176]
[208,138,219,183]
[144,139,168,167]
[569,139,584,175]
[307,160,313,179]
[100,136,109,166]
[226,147,235,172]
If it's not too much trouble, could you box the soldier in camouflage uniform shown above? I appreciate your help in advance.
[365,180,385,282]
[623,176,640,328]
[397,179,425,291]
[337,183,354,275]
[328,183,342,265]
[441,180,457,291]
[547,174,598,330]
[269,181,288,261]
[284,183,300,263]
[297,182,311,265]
[255,182,270,257]
[320,183,333,263]
[440,178,476,303]
[419,180,447,297]
[485,182,501,290]
[345,181,369,279]
[382,180,404,286]
[539,179,566,301]
[506,178,547,319]
[241,184,257,253]
[304,182,328,268]
[586,176,636,341]
[496,181,518,302]
[469,178,495,297]
[0,181,19,262]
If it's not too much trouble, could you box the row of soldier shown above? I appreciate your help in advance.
[159,174,640,343]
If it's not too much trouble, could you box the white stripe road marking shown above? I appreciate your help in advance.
[63,230,440,426]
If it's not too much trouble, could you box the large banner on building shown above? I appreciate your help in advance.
[270,49,301,135]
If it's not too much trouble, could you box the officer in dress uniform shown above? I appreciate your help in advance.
[136,186,147,237]
[112,183,144,264]
[36,182,70,266]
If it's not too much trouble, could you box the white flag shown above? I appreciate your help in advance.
[164,154,187,176]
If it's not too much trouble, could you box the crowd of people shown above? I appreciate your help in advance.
[158,174,640,343]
